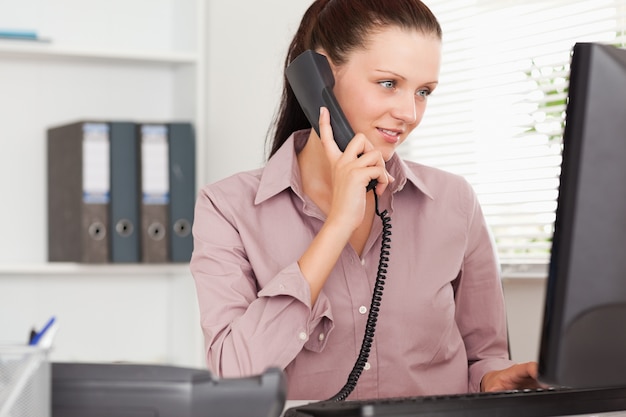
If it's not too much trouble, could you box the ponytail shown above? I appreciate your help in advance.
[266,0,332,159]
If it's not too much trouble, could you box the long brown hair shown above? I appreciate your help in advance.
[266,0,442,159]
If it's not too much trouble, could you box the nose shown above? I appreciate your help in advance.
[391,92,418,124]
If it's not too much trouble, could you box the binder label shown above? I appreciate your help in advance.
[82,123,110,204]
[141,124,170,205]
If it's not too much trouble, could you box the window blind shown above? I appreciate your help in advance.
[399,0,626,266]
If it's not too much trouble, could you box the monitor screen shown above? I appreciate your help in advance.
[538,42,626,388]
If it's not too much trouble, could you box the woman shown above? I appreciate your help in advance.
[191,0,540,400]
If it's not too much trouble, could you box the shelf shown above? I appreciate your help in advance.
[0,0,205,267]
[0,263,192,277]
[0,40,198,65]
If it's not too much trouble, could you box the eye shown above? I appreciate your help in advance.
[379,80,396,89]
[416,88,432,100]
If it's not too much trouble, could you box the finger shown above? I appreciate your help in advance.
[526,362,539,379]
[375,171,396,195]
[356,149,395,194]
[523,362,550,388]
[318,107,342,160]
[342,132,373,160]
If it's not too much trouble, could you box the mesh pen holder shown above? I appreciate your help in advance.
[0,345,50,417]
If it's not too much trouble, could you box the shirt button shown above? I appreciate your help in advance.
[360,258,366,266]
[318,333,325,341]
[279,284,286,291]
[364,362,371,371]
[358,306,367,315]
[298,332,307,341]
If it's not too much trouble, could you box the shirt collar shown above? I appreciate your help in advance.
[255,129,434,205]
[386,153,435,200]
[255,130,308,205]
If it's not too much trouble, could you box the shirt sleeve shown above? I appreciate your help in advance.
[190,185,334,378]
[454,184,515,392]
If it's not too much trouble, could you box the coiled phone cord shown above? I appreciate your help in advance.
[327,191,392,402]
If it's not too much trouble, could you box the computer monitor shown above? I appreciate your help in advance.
[538,42,626,388]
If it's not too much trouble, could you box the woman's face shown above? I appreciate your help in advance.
[331,26,441,161]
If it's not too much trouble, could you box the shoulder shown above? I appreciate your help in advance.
[401,159,476,199]
[198,168,264,211]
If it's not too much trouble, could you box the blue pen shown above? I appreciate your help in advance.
[29,316,56,346]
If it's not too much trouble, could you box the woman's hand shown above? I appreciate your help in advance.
[481,362,546,392]
[318,106,393,228]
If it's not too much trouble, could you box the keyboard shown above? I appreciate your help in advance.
[283,386,626,417]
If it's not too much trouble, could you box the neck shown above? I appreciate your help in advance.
[297,131,334,206]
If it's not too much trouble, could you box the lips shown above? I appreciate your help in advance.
[378,127,402,144]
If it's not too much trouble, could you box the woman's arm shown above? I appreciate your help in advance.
[190,186,334,378]
[453,183,515,391]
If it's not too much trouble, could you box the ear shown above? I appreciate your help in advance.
[314,48,340,77]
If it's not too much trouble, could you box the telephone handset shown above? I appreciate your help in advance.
[286,50,391,401]
[286,50,376,191]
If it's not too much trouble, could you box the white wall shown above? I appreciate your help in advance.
[203,1,313,185]
[503,277,546,363]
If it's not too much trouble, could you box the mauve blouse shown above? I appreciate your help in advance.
[190,129,513,400]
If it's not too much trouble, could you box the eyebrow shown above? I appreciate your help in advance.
[374,69,439,86]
